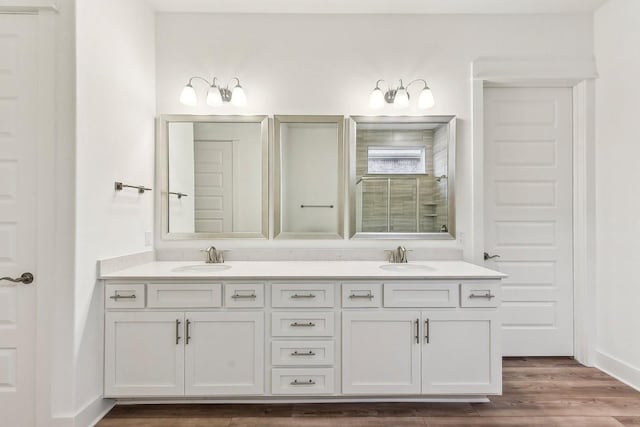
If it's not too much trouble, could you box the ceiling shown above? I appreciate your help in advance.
[147,0,609,14]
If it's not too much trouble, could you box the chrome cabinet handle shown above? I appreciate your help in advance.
[175,319,181,345]
[415,318,420,344]
[348,293,373,299]
[231,293,257,299]
[291,350,316,357]
[290,322,316,327]
[291,379,316,385]
[469,292,496,300]
[0,272,34,285]
[109,292,137,301]
[291,293,316,299]
[425,319,430,344]
[186,319,192,345]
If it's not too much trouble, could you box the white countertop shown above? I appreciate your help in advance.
[100,260,506,280]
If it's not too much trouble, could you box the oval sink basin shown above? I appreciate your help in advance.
[379,263,435,272]
[172,264,232,273]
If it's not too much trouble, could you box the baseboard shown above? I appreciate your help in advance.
[595,350,640,391]
[51,397,115,427]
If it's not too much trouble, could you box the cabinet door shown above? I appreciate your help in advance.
[185,311,264,395]
[421,310,501,394]
[105,312,185,397]
[342,311,421,394]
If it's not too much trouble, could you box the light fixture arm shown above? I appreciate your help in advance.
[187,76,214,87]
[229,77,242,88]
[406,79,430,90]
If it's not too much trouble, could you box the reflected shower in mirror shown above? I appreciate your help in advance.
[349,116,455,239]
[158,115,268,239]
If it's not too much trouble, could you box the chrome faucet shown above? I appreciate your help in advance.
[386,246,409,263]
[203,246,224,263]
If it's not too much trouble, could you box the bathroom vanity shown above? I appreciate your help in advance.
[101,261,505,401]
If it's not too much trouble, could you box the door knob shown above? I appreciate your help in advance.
[484,252,500,261]
[0,272,34,285]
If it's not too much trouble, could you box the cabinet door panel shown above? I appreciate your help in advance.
[422,311,501,394]
[105,312,184,397]
[342,311,421,395]
[185,311,264,395]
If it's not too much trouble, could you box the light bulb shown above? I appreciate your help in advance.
[231,85,247,107]
[206,86,223,107]
[393,87,409,109]
[418,87,435,109]
[369,87,385,109]
[179,84,197,106]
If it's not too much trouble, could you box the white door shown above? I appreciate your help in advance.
[194,140,233,232]
[185,311,264,395]
[0,14,38,427]
[421,311,500,394]
[342,311,421,395]
[484,87,574,356]
[104,312,185,397]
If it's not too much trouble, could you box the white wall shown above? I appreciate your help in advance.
[155,13,594,256]
[594,0,640,389]
[74,0,156,415]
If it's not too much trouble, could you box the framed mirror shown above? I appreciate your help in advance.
[348,116,456,239]
[274,115,344,239]
[157,115,269,239]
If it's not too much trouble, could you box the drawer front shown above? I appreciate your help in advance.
[105,284,145,309]
[271,312,335,337]
[271,340,335,366]
[225,283,265,308]
[271,283,335,308]
[147,283,222,308]
[383,282,459,308]
[271,368,335,395]
[460,282,501,308]
[342,283,382,308]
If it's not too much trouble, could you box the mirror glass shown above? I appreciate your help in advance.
[350,116,455,239]
[275,116,344,239]
[159,115,268,239]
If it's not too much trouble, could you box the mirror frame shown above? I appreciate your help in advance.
[156,114,270,240]
[348,115,456,240]
[273,115,345,240]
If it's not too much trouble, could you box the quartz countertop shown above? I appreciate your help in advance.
[100,260,506,280]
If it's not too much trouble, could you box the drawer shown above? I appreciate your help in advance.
[271,340,335,366]
[271,368,335,395]
[342,283,381,308]
[105,284,145,309]
[460,282,501,308]
[271,283,335,308]
[271,312,335,337]
[147,283,222,308]
[225,283,265,308]
[383,282,459,308]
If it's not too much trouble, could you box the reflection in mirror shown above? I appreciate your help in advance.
[274,116,344,239]
[159,115,268,239]
[349,116,455,239]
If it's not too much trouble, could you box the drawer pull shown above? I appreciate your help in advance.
[349,293,373,299]
[110,292,136,301]
[291,350,316,357]
[290,322,316,327]
[291,293,317,299]
[469,292,495,300]
[291,379,316,386]
[231,293,257,299]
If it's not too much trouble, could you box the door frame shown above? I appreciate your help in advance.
[470,57,598,366]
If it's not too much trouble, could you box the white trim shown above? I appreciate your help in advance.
[595,351,640,392]
[111,396,491,404]
[51,397,115,427]
[471,56,598,364]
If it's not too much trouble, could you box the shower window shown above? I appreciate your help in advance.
[367,147,426,174]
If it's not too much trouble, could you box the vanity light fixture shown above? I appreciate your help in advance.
[369,79,435,110]
[179,76,247,107]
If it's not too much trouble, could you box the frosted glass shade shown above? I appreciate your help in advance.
[231,85,247,107]
[179,84,197,106]
[368,88,385,109]
[393,88,409,109]
[206,87,223,107]
[418,87,435,109]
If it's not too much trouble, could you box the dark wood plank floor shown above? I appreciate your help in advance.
[97,358,640,427]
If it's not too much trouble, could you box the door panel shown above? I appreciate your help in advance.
[0,14,37,427]
[194,140,233,232]
[484,87,573,356]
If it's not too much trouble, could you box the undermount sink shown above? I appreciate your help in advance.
[172,264,232,273]
[379,263,435,272]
